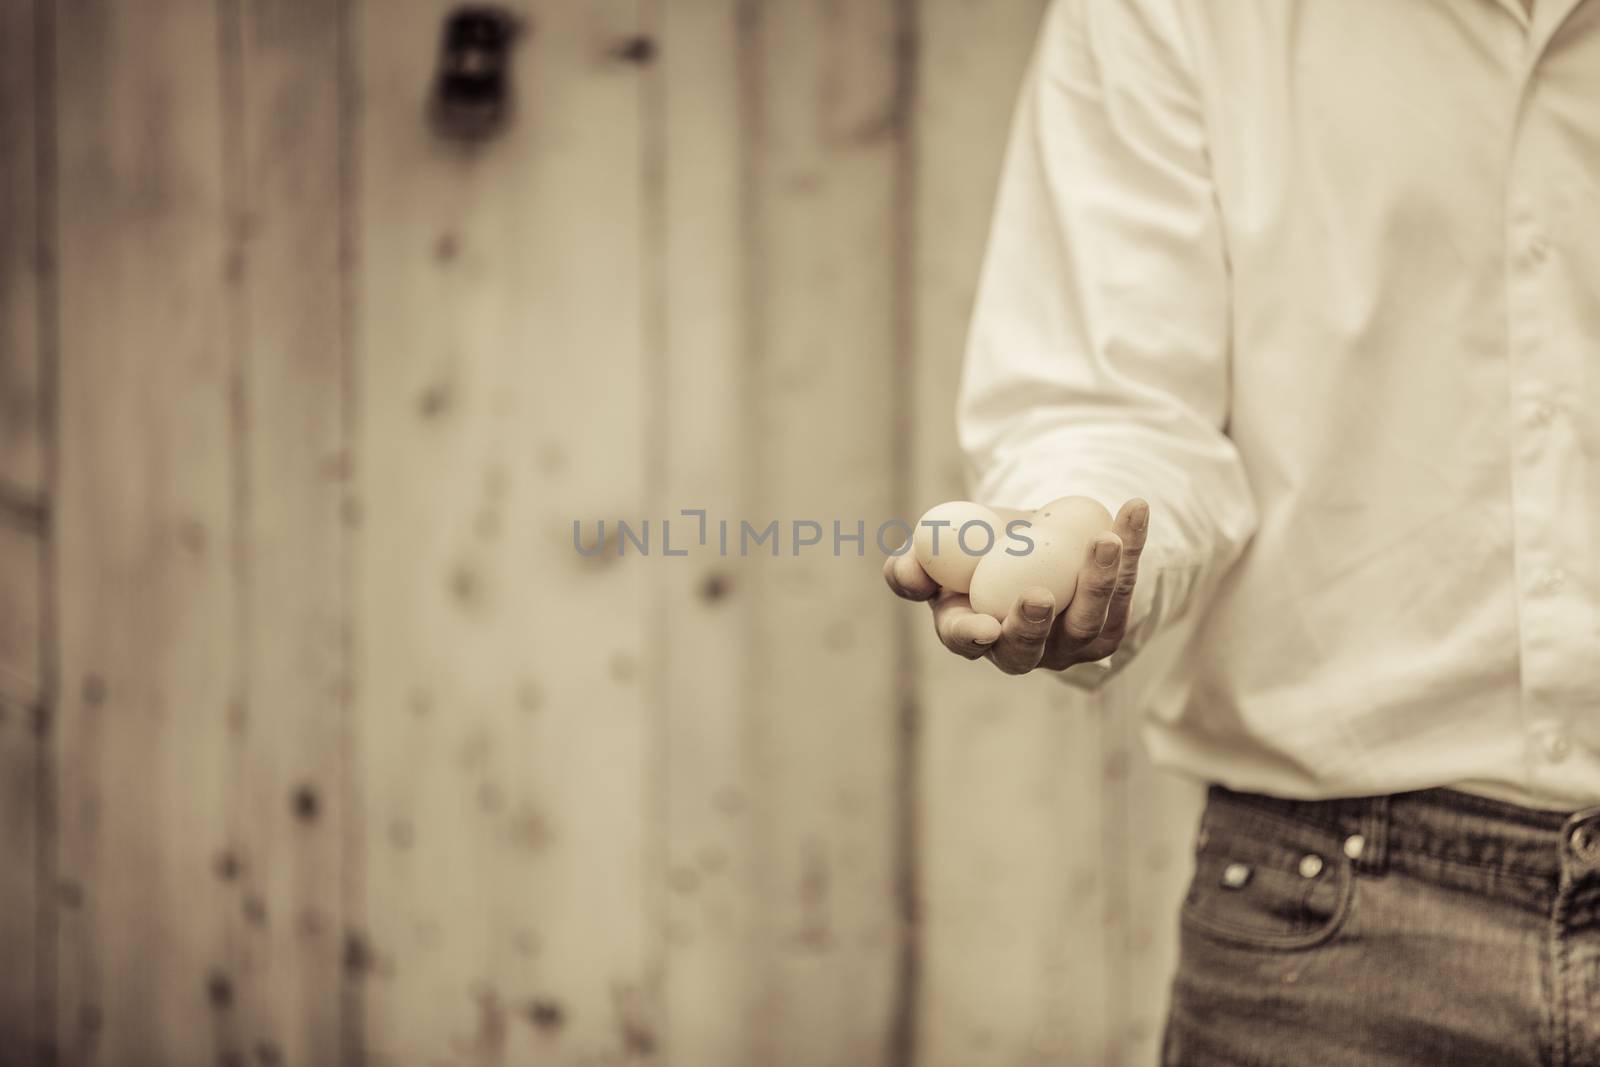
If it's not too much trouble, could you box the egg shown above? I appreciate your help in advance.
[912,500,1002,593]
[967,496,1114,621]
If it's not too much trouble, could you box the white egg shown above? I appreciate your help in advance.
[968,497,1114,620]
[912,501,1002,593]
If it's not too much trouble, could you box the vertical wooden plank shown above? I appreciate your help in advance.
[54,4,352,1062]
[355,1,657,1062]
[657,4,919,1063]
[221,2,352,1064]
[0,0,43,499]
[739,2,907,1063]
[910,3,1118,1065]
[652,2,757,1065]
[53,3,237,1064]
[0,510,43,1064]
[0,1,45,1060]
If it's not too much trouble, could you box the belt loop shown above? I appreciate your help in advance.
[1356,795,1392,875]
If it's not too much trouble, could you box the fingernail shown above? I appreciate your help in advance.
[973,630,999,646]
[1022,598,1052,623]
[1095,538,1120,566]
[1131,503,1149,532]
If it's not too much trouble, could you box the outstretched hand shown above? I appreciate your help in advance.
[883,498,1148,675]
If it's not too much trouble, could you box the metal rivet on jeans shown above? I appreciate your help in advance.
[1221,863,1251,889]
[1343,834,1366,861]
[1298,854,1324,879]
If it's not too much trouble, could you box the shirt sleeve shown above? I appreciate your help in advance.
[955,0,1259,691]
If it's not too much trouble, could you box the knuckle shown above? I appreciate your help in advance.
[1093,624,1125,649]
[1085,570,1119,598]
[1062,612,1104,644]
[1018,619,1053,643]
[1062,626,1098,647]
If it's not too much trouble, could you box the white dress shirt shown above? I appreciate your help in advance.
[957,0,1600,810]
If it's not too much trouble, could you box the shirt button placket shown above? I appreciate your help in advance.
[1505,91,1570,790]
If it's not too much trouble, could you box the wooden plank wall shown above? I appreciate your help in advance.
[0,3,48,1065]
[356,2,655,1063]
[4,0,1205,1064]
[50,4,351,1067]
[53,3,235,1063]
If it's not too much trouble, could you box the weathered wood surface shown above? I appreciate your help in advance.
[355,1,658,1062]
[734,1,911,1063]
[653,1,756,1063]
[51,2,352,1065]
[0,1,46,1063]
[224,3,352,1064]
[17,2,1206,1064]
[53,3,238,1063]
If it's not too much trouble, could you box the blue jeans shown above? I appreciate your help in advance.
[1162,785,1600,1066]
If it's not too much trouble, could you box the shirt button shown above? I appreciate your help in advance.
[1547,733,1573,763]
[1298,854,1324,879]
[1343,834,1366,861]
[1532,401,1555,426]
[1221,862,1252,889]
[1527,235,1550,264]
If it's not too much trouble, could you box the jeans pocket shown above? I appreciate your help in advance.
[1179,805,1354,952]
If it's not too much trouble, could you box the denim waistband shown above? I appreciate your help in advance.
[1206,784,1600,887]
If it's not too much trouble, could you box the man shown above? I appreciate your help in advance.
[883,0,1600,1062]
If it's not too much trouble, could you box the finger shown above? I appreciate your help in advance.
[883,549,939,602]
[1057,533,1122,647]
[930,589,1002,658]
[987,587,1055,674]
[1096,499,1149,645]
